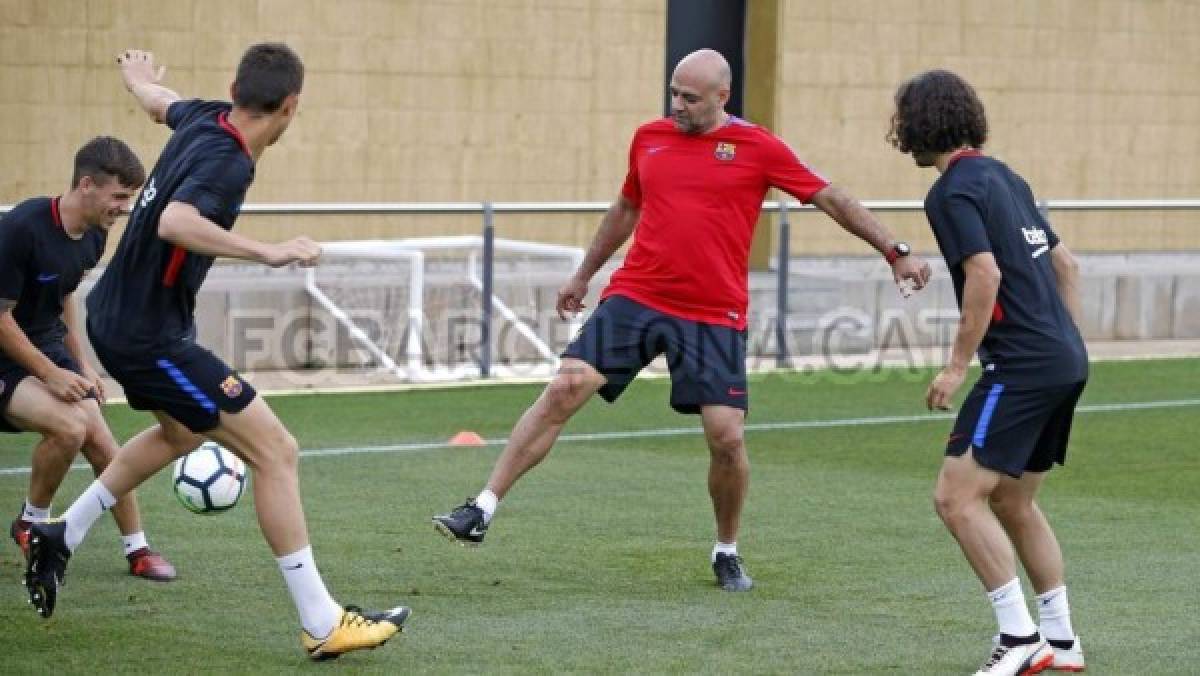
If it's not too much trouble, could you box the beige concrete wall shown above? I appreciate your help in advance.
[0,0,665,249]
[2,0,1198,255]
[776,0,1200,254]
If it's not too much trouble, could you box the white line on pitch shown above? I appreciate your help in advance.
[1,397,1198,477]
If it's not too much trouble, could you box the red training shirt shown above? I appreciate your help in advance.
[602,116,829,330]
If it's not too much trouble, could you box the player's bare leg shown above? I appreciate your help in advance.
[4,378,86,556]
[935,449,1048,671]
[4,382,180,581]
[6,381,87,507]
[991,471,1082,670]
[934,451,1014,589]
[486,358,605,497]
[702,404,752,591]
[205,395,409,657]
[75,400,177,579]
[50,411,201,551]
[989,471,1062,592]
[702,405,748,543]
[205,397,309,555]
[26,408,194,597]
[76,400,143,535]
[23,401,198,614]
[94,412,205,500]
[433,358,604,545]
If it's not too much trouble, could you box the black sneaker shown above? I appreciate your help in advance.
[25,519,71,618]
[432,501,488,546]
[712,552,753,592]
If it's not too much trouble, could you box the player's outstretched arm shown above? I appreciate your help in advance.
[1049,243,1082,327]
[159,201,320,267]
[556,194,640,319]
[117,49,181,124]
[810,184,933,293]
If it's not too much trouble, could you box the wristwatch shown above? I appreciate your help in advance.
[884,241,911,265]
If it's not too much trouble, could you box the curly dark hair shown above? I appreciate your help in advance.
[888,69,987,155]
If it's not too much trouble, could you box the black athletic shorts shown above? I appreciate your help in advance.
[562,294,747,414]
[946,377,1087,478]
[0,345,85,434]
[90,334,256,434]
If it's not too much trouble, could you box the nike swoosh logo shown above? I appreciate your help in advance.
[647,146,668,155]
[727,388,745,396]
[37,273,59,282]
[1031,245,1049,258]
[285,563,304,570]
[468,527,486,537]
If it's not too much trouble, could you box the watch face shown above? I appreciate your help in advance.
[895,242,911,256]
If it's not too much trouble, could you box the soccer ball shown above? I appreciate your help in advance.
[172,441,247,514]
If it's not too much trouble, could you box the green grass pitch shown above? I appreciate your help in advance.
[1,358,1197,674]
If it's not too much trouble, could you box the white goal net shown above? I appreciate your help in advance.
[309,237,583,382]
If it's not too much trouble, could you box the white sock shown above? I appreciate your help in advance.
[121,531,149,556]
[22,500,51,522]
[277,546,342,639]
[712,542,738,563]
[61,480,117,551]
[1036,586,1075,642]
[475,489,499,523]
[987,577,1039,638]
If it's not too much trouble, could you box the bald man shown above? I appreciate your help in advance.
[434,49,932,592]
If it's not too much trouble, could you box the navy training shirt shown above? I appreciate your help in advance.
[0,197,105,351]
[924,153,1088,386]
[86,99,254,356]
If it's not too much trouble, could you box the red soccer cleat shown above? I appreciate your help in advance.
[127,547,177,581]
[10,518,31,559]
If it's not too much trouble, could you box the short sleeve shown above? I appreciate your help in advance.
[1036,210,1061,249]
[763,136,830,203]
[619,130,643,207]
[1020,175,1060,248]
[0,220,31,301]
[165,99,208,130]
[936,192,993,267]
[171,153,252,226]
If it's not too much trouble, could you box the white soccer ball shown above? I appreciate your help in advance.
[172,441,247,514]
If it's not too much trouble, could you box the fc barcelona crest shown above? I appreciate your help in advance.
[220,375,243,398]
[714,142,736,161]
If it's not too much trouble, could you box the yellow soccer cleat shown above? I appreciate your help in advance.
[301,605,411,661]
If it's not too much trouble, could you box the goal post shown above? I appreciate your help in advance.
[309,237,583,382]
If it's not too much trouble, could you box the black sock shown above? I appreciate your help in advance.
[999,632,1041,648]
[1047,638,1075,650]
